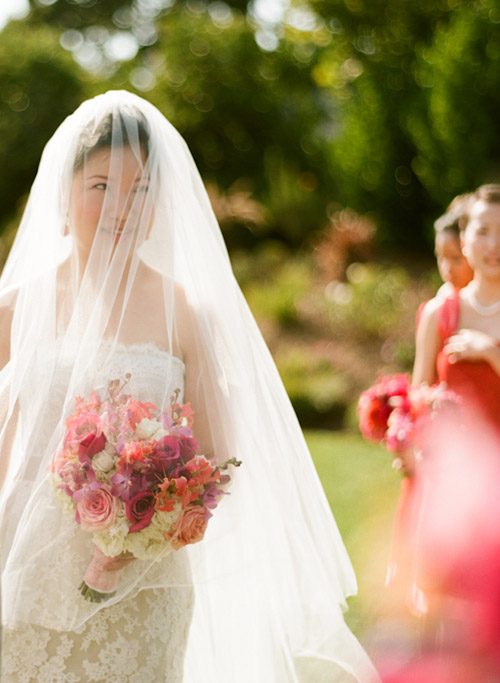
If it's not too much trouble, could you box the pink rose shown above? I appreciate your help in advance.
[125,492,156,533]
[156,435,180,460]
[166,505,208,550]
[76,485,118,531]
[64,411,104,454]
[78,432,107,458]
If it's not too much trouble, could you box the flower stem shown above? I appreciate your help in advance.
[78,581,116,603]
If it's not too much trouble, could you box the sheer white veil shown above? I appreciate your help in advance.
[0,90,378,682]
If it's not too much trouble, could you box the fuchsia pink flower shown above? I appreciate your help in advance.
[358,375,461,459]
[125,491,156,532]
[64,411,105,454]
[78,432,107,458]
[358,374,410,442]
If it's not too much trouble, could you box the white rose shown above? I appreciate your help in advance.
[135,418,162,440]
[92,451,115,473]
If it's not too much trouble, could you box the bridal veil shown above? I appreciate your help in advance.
[0,90,378,682]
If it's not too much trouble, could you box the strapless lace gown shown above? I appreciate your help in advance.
[1,343,194,683]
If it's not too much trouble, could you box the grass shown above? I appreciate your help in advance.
[305,430,402,639]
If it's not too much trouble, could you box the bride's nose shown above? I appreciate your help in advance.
[107,188,136,223]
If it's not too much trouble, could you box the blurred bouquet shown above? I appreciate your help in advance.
[51,375,240,601]
[358,374,460,460]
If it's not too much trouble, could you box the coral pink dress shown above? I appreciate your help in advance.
[387,289,500,611]
[436,289,500,434]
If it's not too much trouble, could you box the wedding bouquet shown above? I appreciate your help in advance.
[51,375,240,601]
[358,374,460,459]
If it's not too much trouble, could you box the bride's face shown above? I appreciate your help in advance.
[68,145,151,260]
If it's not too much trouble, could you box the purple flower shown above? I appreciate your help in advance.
[111,464,148,501]
[58,458,100,501]
[201,483,225,515]
[159,413,192,438]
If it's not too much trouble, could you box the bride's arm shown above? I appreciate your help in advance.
[0,303,12,372]
[0,302,18,493]
[173,283,231,461]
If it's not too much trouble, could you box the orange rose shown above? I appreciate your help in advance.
[166,506,208,550]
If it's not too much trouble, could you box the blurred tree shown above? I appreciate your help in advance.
[407,2,500,204]
[26,0,253,32]
[0,20,87,234]
[26,0,132,30]
[112,3,337,246]
[300,0,500,248]
[303,0,465,247]
[9,0,500,251]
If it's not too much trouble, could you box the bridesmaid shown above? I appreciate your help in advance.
[414,183,500,428]
[416,193,473,328]
[387,194,474,593]
[383,184,500,673]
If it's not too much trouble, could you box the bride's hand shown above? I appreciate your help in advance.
[92,547,135,571]
[81,547,136,601]
[444,328,499,363]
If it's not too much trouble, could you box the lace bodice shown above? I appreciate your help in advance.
[19,340,186,419]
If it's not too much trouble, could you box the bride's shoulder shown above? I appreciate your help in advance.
[0,288,17,370]
[141,265,190,310]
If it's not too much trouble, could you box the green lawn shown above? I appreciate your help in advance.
[305,430,401,638]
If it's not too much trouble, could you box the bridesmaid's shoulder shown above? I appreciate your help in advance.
[419,295,442,322]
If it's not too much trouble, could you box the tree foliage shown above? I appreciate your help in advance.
[0,21,87,229]
[307,0,500,246]
[2,0,500,250]
[114,5,335,245]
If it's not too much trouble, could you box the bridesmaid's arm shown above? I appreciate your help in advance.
[412,298,441,386]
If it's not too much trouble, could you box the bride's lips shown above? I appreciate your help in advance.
[102,224,132,238]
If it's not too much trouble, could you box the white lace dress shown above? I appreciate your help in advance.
[1,343,194,683]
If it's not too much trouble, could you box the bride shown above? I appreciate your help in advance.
[0,91,378,682]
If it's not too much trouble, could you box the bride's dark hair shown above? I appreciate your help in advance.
[73,107,150,171]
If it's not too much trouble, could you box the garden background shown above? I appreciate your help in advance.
[1,0,499,645]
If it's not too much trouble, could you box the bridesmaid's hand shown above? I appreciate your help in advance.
[392,447,418,478]
[444,329,499,364]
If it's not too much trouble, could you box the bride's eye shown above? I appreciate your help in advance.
[133,185,150,193]
[94,182,108,190]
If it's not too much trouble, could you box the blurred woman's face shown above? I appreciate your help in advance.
[435,231,473,290]
[462,199,500,280]
[68,145,150,260]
